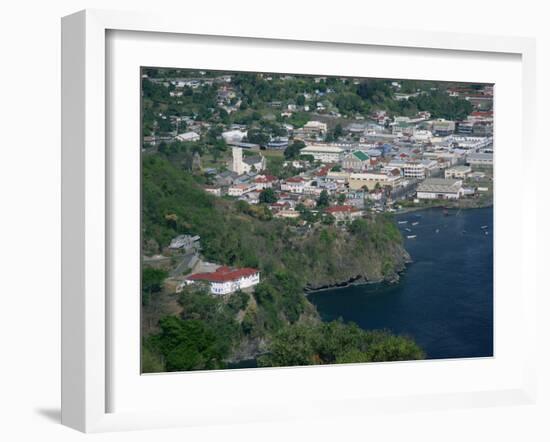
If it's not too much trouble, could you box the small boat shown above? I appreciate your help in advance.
[443,209,449,216]
[405,228,412,232]
[398,220,408,224]
[407,235,417,239]
[435,229,440,233]
[412,221,419,226]
[481,225,488,229]
[485,231,489,235]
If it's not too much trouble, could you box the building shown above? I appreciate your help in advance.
[266,137,289,150]
[228,183,257,197]
[185,266,260,295]
[325,205,363,222]
[432,119,456,136]
[222,129,247,145]
[168,234,200,251]
[253,175,277,190]
[466,152,493,167]
[401,160,438,179]
[342,150,370,171]
[274,209,301,219]
[203,186,222,196]
[300,144,345,162]
[280,177,306,193]
[445,165,472,179]
[232,147,266,174]
[302,120,327,137]
[175,131,200,142]
[348,171,401,191]
[417,178,464,200]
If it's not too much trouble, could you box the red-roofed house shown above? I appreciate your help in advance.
[185,266,260,295]
[281,177,306,193]
[325,205,363,222]
[253,175,278,190]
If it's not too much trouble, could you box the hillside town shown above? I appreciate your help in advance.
[142,70,493,296]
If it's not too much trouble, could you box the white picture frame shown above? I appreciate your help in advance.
[61,9,538,433]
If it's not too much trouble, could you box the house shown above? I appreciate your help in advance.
[215,170,239,187]
[417,178,464,200]
[325,205,363,222]
[274,209,301,219]
[228,183,256,197]
[185,266,260,295]
[342,150,370,171]
[203,186,222,196]
[445,165,472,179]
[300,144,345,162]
[253,175,277,190]
[280,177,306,194]
[175,131,200,142]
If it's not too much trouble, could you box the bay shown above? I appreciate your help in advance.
[309,207,494,360]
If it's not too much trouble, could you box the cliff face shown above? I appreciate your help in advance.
[290,225,411,291]
[303,240,411,291]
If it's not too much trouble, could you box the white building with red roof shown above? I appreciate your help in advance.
[325,205,363,222]
[185,266,260,295]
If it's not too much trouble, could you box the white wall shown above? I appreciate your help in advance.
[0,1,548,441]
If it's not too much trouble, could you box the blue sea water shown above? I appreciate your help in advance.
[309,207,494,360]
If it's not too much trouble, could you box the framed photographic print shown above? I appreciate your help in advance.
[62,9,538,433]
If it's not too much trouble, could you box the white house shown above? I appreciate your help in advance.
[228,183,256,197]
[281,177,306,193]
[185,266,260,296]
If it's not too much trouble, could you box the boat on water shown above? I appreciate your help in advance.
[405,228,412,232]
[412,221,419,226]
[443,209,449,216]
[407,235,417,239]
[481,225,488,229]
[435,229,440,233]
[398,221,408,224]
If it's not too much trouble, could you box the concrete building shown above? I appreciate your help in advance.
[466,152,493,167]
[417,178,464,200]
[432,119,456,136]
[300,144,345,162]
[228,183,257,197]
[445,165,472,179]
[302,120,327,137]
[348,171,401,191]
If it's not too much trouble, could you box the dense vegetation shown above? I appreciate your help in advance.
[141,69,478,142]
[141,154,417,372]
[259,320,424,367]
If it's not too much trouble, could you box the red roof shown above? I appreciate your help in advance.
[326,205,359,214]
[188,266,259,283]
[285,177,304,183]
